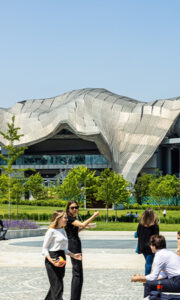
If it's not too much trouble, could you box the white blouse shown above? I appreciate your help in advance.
[42,228,70,257]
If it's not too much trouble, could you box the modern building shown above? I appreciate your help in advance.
[0,88,180,184]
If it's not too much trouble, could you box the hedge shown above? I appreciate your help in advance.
[1,213,179,224]
[0,199,84,207]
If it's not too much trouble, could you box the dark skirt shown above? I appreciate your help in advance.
[45,250,66,300]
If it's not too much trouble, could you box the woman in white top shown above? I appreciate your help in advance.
[42,211,82,300]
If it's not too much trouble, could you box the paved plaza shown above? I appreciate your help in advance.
[0,231,177,300]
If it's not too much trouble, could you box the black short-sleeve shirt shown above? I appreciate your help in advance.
[65,215,79,240]
[65,215,82,253]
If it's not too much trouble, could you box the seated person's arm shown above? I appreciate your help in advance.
[131,256,164,283]
[131,274,146,283]
[157,270,167,280]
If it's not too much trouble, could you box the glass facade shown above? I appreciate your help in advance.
[0,154,110,167]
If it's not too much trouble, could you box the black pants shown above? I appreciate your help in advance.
[45,250,66,300]
[69,239,83,300]
[0,228,7,240]
[144,276,180,298]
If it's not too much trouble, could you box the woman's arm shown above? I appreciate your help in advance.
[42,229,53,257]
[45,253,57,265]
[72,212,99,229]
[137,223,141,237]
[68,252,82,260]
[154,224,159,235]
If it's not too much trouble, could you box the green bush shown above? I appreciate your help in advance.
[123,203,180,211]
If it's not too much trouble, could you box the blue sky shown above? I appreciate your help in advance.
[0,0,180,107]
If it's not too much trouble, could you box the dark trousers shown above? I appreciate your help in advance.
[144,276,180,298]
[45,250,66,300]
[0,228,7,240]
[69,239,83,300]
[70,257,83,300]
[143,253,154,275]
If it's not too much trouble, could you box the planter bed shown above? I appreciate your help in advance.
[6,228,47,239]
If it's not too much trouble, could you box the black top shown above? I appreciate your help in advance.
[137,223,159,254]
[65,215,79,240]
[65,215,82,253]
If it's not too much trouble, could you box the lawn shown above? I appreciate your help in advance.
[89,222,180,232]
[1,204,180,218]
[1,204,180,231]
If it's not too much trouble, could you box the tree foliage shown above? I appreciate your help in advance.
[134,170,161,204]
[134,173,155,204]
[24,172,45,200]
[95,169,130,222]
[0,116,27,218]
[148,174,179,221]
[149,174,179,204]
[56,166,97,204]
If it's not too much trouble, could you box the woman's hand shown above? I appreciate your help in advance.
[86,223,96,229]
[47,256,57,266]
[71,253,82,260]
[93,211,99,218]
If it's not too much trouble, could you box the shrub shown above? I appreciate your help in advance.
[3,219,39,229]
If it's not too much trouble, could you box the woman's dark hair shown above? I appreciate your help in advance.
[177,231,180,235]
[149,235,166,249]
[66,200,78,216]
[140,208,158,226]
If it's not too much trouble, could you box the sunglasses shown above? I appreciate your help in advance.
[70,206,79,210]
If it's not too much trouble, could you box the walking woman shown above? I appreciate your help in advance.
[137,208,159,275]
[42,211,82,300]
[65,200,99,300]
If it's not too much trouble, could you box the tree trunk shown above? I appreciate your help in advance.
[159,206,161,224]
[115,209,117,222]
[106,205,109,223]
[8,175,11,219]
[17,196,19,219]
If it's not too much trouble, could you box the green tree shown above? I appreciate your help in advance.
[24,172,44,200]
[95,169,130,222]
[11,177,24,217]
[134,172,159,204]
[0,116,26,218]
[111,172,130,221]
[0,173,8,199]
[57,166,97,206]
[149,174,179,221]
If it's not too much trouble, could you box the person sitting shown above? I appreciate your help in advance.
[0,219,7,240]
[131,234,180,298]
[134,212,139,218]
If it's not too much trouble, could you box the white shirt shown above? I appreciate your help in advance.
[42,228,70,257]
[146,248,180,281]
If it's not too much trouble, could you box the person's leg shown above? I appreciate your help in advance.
[2,229,7,240]
[45,259,65,300]
[144,276,180,298]
[70,257,83,300]
[143,254,154,275]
